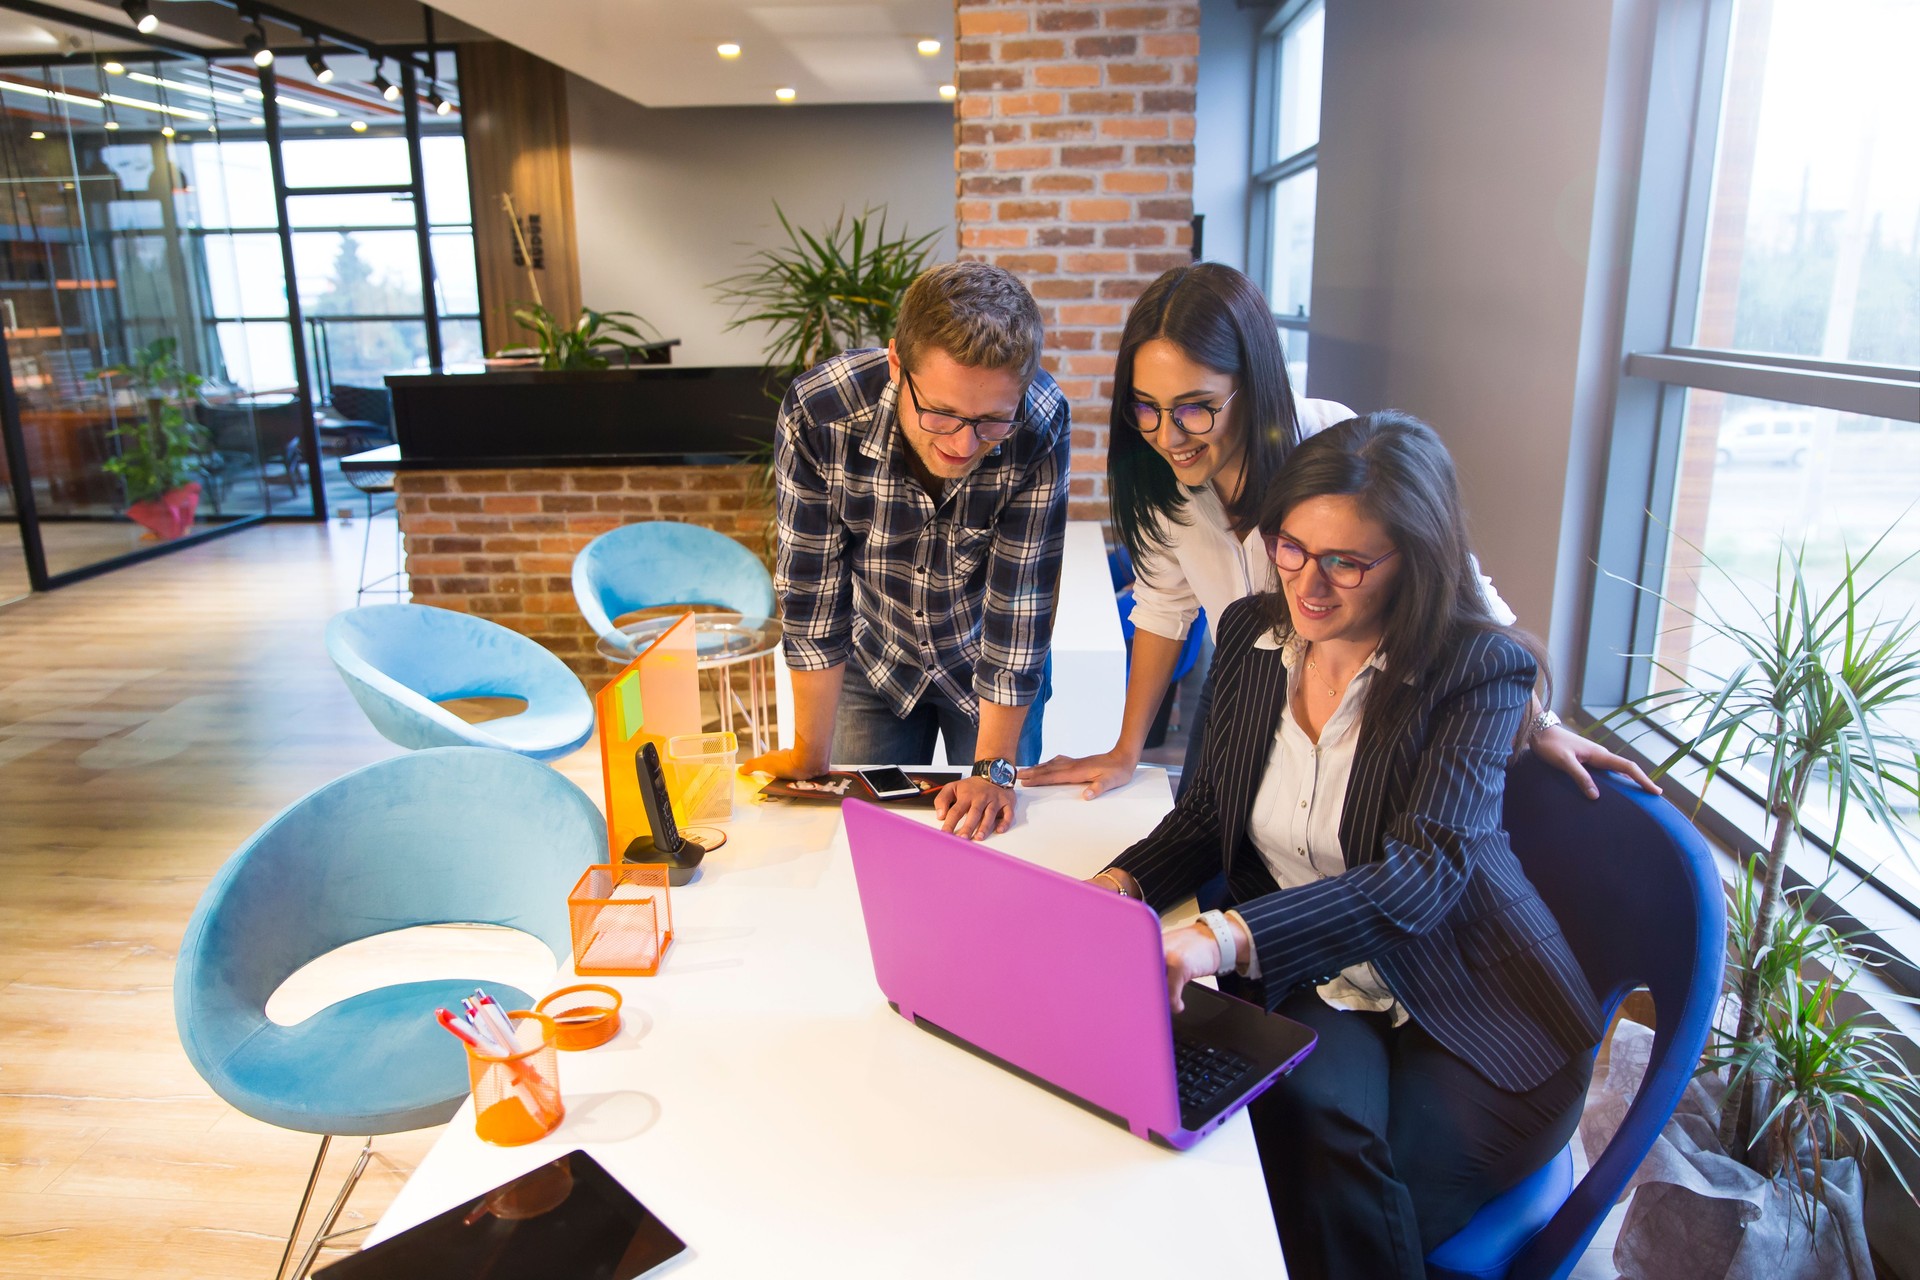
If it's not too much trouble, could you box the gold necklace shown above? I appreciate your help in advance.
[1304,642,1380,699]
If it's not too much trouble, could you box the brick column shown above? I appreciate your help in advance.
[954,1,1200,524]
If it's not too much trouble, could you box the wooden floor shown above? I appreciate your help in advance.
[0,516,597,1278]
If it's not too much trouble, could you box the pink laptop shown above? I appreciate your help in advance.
[843,800,1318,1150]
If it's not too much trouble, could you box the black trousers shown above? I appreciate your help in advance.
[1249,989,1592,1280]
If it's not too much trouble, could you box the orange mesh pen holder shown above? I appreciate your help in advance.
[568,862,674,977]
[465,1010,564,1146]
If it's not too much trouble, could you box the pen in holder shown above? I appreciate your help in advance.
[465,1010,564,1146]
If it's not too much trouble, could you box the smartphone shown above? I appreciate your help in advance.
[858,766,922,801]
[635,742,683,852]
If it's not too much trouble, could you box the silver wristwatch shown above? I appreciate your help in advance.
[971,757,1016,788]
[1530,708,1562,741]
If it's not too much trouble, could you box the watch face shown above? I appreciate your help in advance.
[976,758,1016,788]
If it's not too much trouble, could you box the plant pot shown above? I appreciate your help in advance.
[125,481,201,541]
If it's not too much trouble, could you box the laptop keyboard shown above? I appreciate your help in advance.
[1174,1038,1254,1113]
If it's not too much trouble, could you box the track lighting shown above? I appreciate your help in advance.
[245,24,273,68]
[370,64,394,99]
[121,1,158,35]
[305,40,333,84]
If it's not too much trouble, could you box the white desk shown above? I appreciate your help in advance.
[366,772,1284,1276]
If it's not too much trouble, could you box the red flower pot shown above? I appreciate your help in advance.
[125,481,202,541]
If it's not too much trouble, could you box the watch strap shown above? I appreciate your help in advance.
[1196,910,1237,977]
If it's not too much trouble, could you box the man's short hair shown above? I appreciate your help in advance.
[893,261,1044,383]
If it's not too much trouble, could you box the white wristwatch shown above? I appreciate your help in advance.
[1195,910,1237,977]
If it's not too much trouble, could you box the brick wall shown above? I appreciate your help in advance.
[954,0,1201,524]
[395,465,771,686]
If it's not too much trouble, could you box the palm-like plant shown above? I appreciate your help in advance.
[1703,869,1920,1229]
[713,204,937,378]
[1602,526,1920,1168]
[506,303,661,371]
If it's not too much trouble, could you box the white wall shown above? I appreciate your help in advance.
[1193,0,1261,274]
[566,77,957,367]
[1307,0,1651,685]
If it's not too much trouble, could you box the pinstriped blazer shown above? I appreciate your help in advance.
[1110,597,1603,1093]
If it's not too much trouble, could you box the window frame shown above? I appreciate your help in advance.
[1248,0,1322,344]
[1581,0,1920,985]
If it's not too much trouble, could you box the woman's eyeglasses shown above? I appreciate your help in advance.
[1130,388,1238,436]
[902,372,1024,442]
[1263,534,1399,588]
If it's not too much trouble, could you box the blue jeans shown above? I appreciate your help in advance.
[834,659,1050,767]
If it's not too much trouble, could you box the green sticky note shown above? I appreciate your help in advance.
[615,671,643,737]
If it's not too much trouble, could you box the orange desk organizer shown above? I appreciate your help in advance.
[465,1010,564,1146]
[535,984,623,1051]
[596,613,703,862]
[569,862,674,976]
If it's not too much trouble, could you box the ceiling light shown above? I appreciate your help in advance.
[938,84,956,100]
[121,1,158,35]
[435,96,453,117]
[128,71,246,106]
[275,95,338,118]
[349,119,367,132]
[249,115,264,124]
[370,65,394,99]
[103,61,125,75]
[29,130,44,140]
[160,124,175,137]
[774,86,796,102]
[104,119,119,130]
[425,87,446,114]
[0,79,103,109]
[717,42,741,58]
[245,26,274,68]
[101,93,207,120]
[917,38,942,55]
[306,45,333,85]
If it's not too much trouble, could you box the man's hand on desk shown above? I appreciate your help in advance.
[740,746,828,781]
[934,775,1015,840]
[1020,748,1141,799]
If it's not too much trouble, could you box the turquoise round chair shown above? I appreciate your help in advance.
[571,521,775,654]
[326,603,594,761]
[174,747,606,1276]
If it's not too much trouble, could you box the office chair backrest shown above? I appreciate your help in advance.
[572,522,775,641]
[175,747,603,1071]
[329,383,393,428]
[1499,753,1725,1278]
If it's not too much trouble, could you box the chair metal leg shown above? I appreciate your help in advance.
[286,1135,376,1280]
[275,1135,331,1280]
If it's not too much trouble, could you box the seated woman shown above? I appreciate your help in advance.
[1022,262,1654,803]
[1091,412,1603,1280]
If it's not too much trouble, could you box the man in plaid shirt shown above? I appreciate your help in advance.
[742,263,1070,839]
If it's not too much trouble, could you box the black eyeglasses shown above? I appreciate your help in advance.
[901,372,1025,442]
[1130,388,1238,436]
[1263,534,1399,588]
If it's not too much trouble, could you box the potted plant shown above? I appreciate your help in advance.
[494,302,666,370]
[97,336,209,540]
[714,203,937,551]
[1597,530,1920,1274]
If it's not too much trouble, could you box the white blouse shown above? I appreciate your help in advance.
[1232,631,1408,1022]
[1127,397,1516,645]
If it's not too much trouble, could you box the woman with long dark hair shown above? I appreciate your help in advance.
[1021,263,1652,799]
[1091,413,1602,1278]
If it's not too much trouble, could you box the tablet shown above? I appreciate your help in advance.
[315,1150,686,1279]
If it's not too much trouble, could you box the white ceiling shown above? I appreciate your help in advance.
[425,0,958,108]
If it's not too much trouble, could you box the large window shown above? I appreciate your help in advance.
[1249,0,1322,391]
[1589,0,1920,918]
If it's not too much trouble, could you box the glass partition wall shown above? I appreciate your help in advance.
[0,10,475,591]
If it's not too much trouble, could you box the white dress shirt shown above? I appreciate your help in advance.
[1127,398,1516,645]
[1227,631,1409,1022]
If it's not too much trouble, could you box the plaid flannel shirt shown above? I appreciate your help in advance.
[774,348,1070,720]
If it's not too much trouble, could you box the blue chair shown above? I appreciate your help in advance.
[1115,586,1207,685]
[1425,753,1725,1279]
[326,603,594,761]
[174,748,606,1278]
[571,521,775,653]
